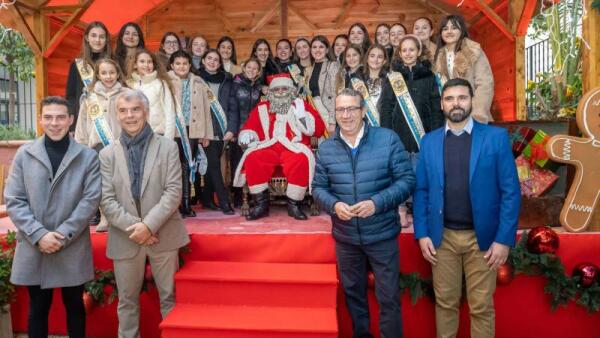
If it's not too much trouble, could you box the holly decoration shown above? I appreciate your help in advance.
[84,269,118,306]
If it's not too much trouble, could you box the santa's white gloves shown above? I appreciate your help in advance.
[293,98,307,119]
[238,132,258,149]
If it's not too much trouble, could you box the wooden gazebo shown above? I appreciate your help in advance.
[2,0,597,123]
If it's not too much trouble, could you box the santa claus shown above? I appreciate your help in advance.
[234,73,326,220]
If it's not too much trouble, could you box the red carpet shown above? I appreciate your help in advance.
[160,261,338,337]
[3,206,600,337]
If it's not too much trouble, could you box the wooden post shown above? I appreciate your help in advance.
[509,0,531,121]
[280,0,288,39]
[33,10,48,136]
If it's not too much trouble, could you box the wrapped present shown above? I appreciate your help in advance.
[516,155,559,197]
[508,125,536,157]
[522,129,552,168]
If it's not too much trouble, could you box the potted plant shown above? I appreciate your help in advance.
[0,231,16,338]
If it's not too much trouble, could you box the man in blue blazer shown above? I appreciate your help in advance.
[413,78,520,338]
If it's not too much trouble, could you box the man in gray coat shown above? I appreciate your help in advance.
[4,96,101,338]
[100,88,189,338]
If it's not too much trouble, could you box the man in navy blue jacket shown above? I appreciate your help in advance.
[313,88,415,338]
[414,78,520,338]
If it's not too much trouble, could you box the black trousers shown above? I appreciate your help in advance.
[27,284,86,338]
[335,237,403,338]
[202,140,231,208]
[228,142,244,205]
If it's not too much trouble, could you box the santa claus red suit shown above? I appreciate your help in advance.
[233,74,325,220]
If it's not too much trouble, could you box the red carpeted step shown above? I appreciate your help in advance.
[160,304,338,338]
[175,261,338,308]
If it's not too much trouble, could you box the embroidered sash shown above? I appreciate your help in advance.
[387,72,426,147]
[434,73,448,97]
[75,58,94,89]
[288,64,306,98]
[351,77,380,127]
[174,104,196,183]
[86,92,114,146]
[206,87,227,135]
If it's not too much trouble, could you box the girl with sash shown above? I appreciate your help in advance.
[380,35,443,227]
[168,50,214,218]
[274,39,294,74]
[352,44,388,127]
[127,49,176,139]
[217,36,242,76]
[251,39,281,94]
[336,44,365,93]
[292,38,312,76]
[188,35,209,72]
[66,21,111,134]
[376,23,394,63]
[114,22,145,79]
[228,58,262,207]
[156,32,181,71]
[306,35,340,134]
[330,34,349,63]
[389,23,408,53]
[75,58,125,231]
[348,23,372,55]
[412,17,437,64]
[197,49,235,215]
[433,14,494,123]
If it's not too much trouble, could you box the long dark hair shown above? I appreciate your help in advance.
[375,23,391,45]
[275,38,294,62]
[348,22,372,52]
[79,21,111,65]
[114,22,145,65]
[363,44,388,79]
[251,38,274,61]
[329,34,349,61]
[217,36,238,65]
[434,15,470,63]
[310,35,334,62]
[202,48,225,72]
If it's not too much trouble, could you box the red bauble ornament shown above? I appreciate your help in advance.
[497,263,515,285]
[526,226,559,254]
[573,263,600,287]
[83,292,95,314]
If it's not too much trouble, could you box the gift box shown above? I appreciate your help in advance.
[522,129,553,168]
[516,155,559,197]
[508,125,536,157]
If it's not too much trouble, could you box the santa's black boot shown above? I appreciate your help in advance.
[287,198,308,220]
[246,190,270,221]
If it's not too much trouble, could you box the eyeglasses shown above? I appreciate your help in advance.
[335,106,361,114]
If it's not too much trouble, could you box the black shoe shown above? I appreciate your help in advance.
[287,198,308,220]
[222,207,235,215]
[246,191,269,220]
[203,201,222,211]
[180,165,197,218]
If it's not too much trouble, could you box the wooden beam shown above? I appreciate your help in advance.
[287,2,317,31]
[415,0,461,16]
[32,9,47,135]
[14,0,39,12]
[4,4,43,55]
[469,0,503,26]
[42,0,92,58]
[472,0,515,41]
[210,0,235,33]
[280,0,288,38]
[250,0,280,33]
[509,0,527,120]
[515,0,537,36]
[333,0,356,29]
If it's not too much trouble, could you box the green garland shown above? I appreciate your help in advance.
[508,232,600,313]
[0,231,16,312]
[84,269,118,305]
[399,272,434,304]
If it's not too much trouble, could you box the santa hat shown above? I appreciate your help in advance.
[268,73,295,89]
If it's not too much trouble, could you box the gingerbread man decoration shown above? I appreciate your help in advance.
[546,87,600,232]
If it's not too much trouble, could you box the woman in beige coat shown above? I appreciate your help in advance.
[434,15,495,123]
[168,50,214,217]
[305,35,340,134]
